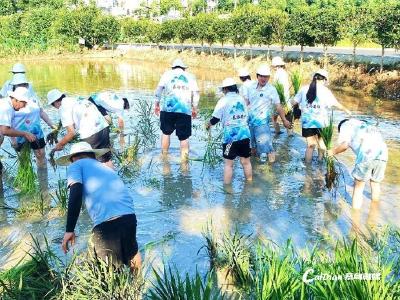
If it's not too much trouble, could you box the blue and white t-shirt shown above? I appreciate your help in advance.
[0,81,38,101]
[293,83,339,129]
[59,97,108,139]
[245,82,280,127]
[91,92,125,118]
[12,96,44,144]
[0,98,15,127]
[156,69,199,115]
[67,158,135,227]
[212,92,251,144]
[338,119,388,164]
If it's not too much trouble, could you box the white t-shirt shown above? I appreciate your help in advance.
[338,119,388,164]
[212,92,251,144]
[59,97,108,139]
[293,83,339,128]
[245,81,280,127]
[156,69,199,115]
[0,98,15,127]
[273,68,290,102]
[239,79,254,99]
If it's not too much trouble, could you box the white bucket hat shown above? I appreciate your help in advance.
[220,78,237,88]
[238,68,250,77]
[171,58,187,69]
[7,86,30,103]
[314,69,329,80]
[47,89,65,105]
[55,142,110,166]
[10,73,29,86]
[256,65,271,76]
[10,63,26,73]
[271,56,285,67]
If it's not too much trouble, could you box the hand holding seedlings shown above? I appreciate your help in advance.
[46,130,59,145]
[24,132,36,142]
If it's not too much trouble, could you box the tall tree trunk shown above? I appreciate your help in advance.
[267,45,270,61]
[250,45,253,60]
[380,45,384,73]
[280,44,284,54]
[300,45,304,64]
[352,44,356,68]
[221,42,224,55]
[210,44,213,55]
[234,45,237,59]
[323,44,328,69]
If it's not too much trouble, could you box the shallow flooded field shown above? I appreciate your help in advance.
[0,58,399,275]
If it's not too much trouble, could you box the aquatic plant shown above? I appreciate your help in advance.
[0,236,63,300]
[290,69,303,96]
[51,177,68,214]
[320,110,338,190]
[134,98,159,150]
[198,220,219,269]
[274,81,292,122]
[148,266,224,300]
[14,143,37,194]
[202,130,223,168]
[115,134,141,177]
[16,192,51,218]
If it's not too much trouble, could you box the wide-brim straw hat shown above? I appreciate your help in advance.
[238,68,250,77]
[10,73,29,86]
[7,86,30,103]
[220,77,237,88]
[10,63,26,73]
[55,142,110,166]
[271,56,285,66]
[47,89,65,105]
[171,58,187,69]
[314,69,329,80]
[256,65,271,76]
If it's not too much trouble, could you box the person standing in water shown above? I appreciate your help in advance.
[271,56,291,135]
[206,78,252,185]
[154,58,200,161]
[328,119,387,210]
[291,69,351,163]
[244,65,291,163]
[238,68,253,98]
[0,63,36,98]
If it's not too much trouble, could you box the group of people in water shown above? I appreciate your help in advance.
[0,57,388,271]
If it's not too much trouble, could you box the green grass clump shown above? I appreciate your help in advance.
[16,192,51,218]
[51,177,68,214]
[148,266,224,300]
[115,134,141,177]
[134,98,158,150]
[202,130,223,168]
[14,143,37,194]
[320,110,338,190]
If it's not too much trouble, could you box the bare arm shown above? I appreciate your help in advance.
[118,117,124,132]
[0,125,36,142]
[53,125,75,151]
[331,141,349,156]
[275,104,292,129]
[40,108,55,128]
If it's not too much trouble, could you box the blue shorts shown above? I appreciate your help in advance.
[249,124,274,155]
[352,160,387,182]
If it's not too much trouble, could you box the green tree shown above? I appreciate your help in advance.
[345,4,373,67]
[175,18,193,45]
[160,20,177,45]
[372,2,400,72]
[190,0,206,15]
[286,5,316,62]
[0,0,16,15]
[217,0,234,12]
[160,0,182,15]
[214,17,230,53]
[312,5,345,67]
[93,14,120,48]
[146,21,162,45]
[267,8,289,53]
[121,19,148,43]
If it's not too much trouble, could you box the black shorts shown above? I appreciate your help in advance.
[92,214,138,267]
[222,138,251,160]
[302,128,324,138]
[160,111,191,141]
[16,137,46,151]
[82,127,111,163]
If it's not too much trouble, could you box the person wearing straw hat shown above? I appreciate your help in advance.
[206,78,252,185]
[88,91,130,133]
[0,87,36,153]
[0,63,36,98]
[271,56,291,135]
[291,69,351,163]
[328,119,387,210]
[47,89,112,167]
[244,64,292,163]
[238,68,253,98]
[7,74,55,168]
[154,58,200,160]
[57,142,141,270]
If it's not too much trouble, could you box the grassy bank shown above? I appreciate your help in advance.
[1,226,399,299]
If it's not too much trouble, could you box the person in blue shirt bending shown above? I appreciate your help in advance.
[56,142,141,271]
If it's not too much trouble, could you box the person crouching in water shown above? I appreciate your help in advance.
[291,69,351,164]
[206,78,252,185]
[328,119,388,210]
[57,142,141,271]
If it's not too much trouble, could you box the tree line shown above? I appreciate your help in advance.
[0,0,399,70]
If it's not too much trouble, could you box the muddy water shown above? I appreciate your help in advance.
[0,59,399,273]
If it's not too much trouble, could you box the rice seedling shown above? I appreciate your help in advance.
[148,266,225,300]
[114,134,141,177]
[133,98,159,150]
[274,81,293,122]
[201,129,223,168]
[0,235,63,300]
[319,110,338,190]
[290,69,303,96]
[51,177,68,214]
[14,143,37,194]
[198,220,220,270]
[60,252,144,300]
[16,192,51,218]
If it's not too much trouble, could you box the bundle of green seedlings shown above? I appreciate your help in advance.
[14,143,37,194]
[51,177,68,214]
[202,129,224,168]
[134,98,158,150]
[114,134,141,178]
[197,225,400,299]
[320,111,338,190]
[273,81,293,122]
[290,69,303,96]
